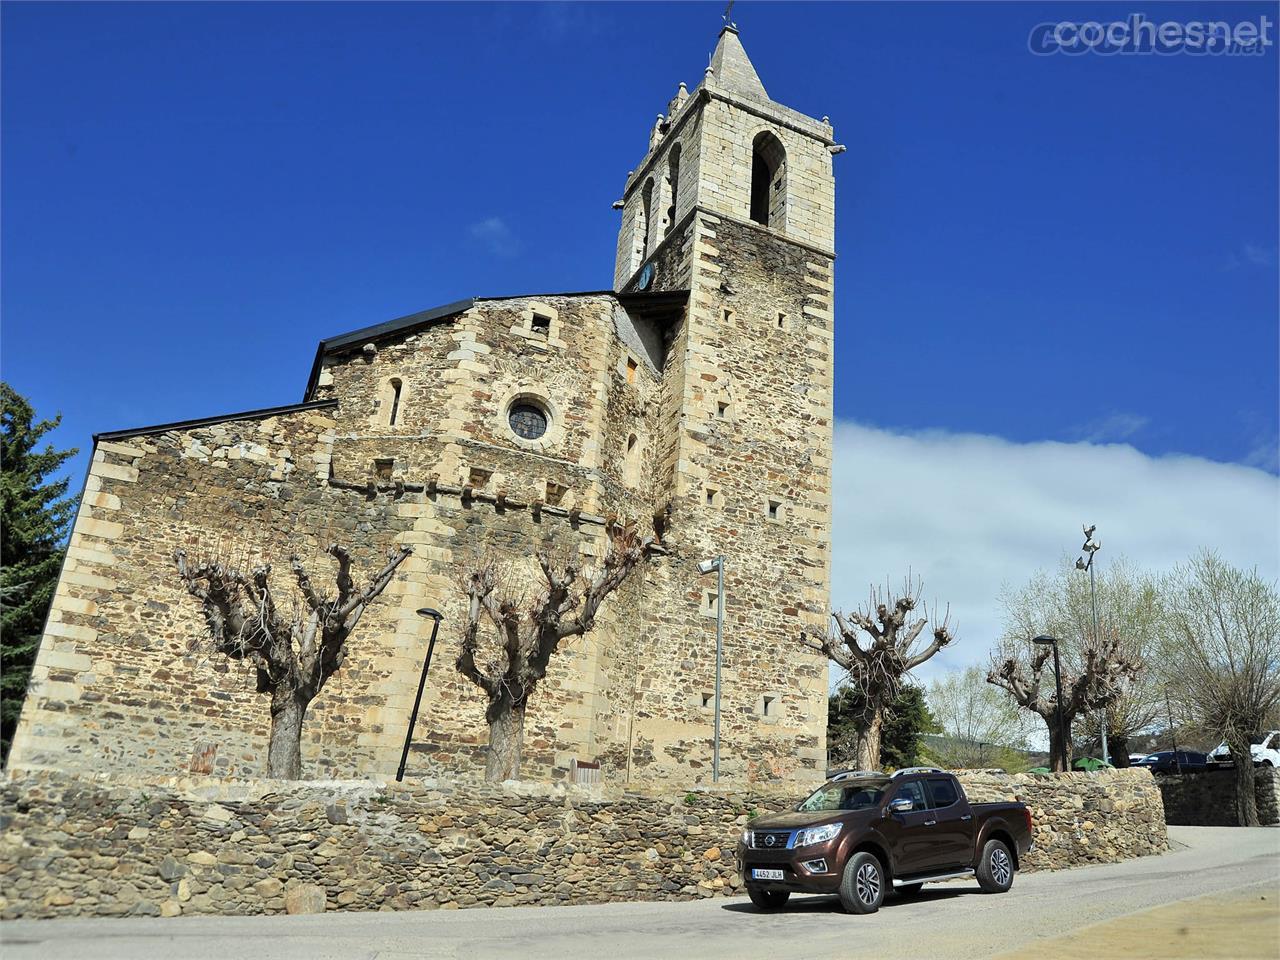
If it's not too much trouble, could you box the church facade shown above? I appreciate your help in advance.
[10,25,838,786]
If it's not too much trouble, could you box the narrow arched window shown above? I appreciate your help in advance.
[388,378,403,426]
[664,144,682,237]
[624,433,641,486]
[750,131,787,229]
[640,179,655,258]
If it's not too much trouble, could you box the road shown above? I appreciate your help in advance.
[2,826,1277,960]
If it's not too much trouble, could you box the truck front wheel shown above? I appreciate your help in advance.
[975,839,1015,893]
[747,887,790,911]
[838,852,886,914]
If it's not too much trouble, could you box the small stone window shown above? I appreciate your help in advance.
[776,312,788,331]
[720,307,736,324]
[388,378,403,425]
[704,590,719,617]
[545,481,567,506]
[761,695,777,717]
[509,401,549,440]
[468,467,492,491]
[531,312,552,336]
[374,458,394,482]
[701,693,714,709]
[626,357,638,384]
[705,487,720,507]
[767,499,782,521]
[716,401,730,420]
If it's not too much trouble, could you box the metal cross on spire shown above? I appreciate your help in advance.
[723,0,736,29]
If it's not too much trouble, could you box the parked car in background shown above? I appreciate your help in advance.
[1208,731,1280,768]
[1128,753,1147,766]
[1134,751,1209,774]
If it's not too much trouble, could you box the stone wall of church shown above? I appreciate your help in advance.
[0,769,1168,919]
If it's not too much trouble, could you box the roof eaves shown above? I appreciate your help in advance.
[94,399,339,442]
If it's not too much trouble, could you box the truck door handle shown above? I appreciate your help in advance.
[924,820,937,827]
[961,815,972,821]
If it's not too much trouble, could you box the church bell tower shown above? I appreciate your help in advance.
[612,21,840,782]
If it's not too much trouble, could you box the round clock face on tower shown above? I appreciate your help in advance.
[636,262,655,291]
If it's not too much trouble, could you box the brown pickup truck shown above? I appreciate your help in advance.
[736,767,1033,914]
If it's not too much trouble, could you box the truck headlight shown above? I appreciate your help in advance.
[740,829,751,846]
[794,823,841,847]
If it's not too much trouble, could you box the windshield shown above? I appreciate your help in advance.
[798,780,890,812]
[1250,734,1267,745]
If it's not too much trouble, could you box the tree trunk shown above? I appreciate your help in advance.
[267,689,308,780]
[1109,734,1130,767]
[1045,710,1072,773]
[485,700,526,782]
[856,710,883,770]
[1226,730,1259,827]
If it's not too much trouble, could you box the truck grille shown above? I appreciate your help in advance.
[750,830,792,850]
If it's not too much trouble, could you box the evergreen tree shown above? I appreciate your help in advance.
[1,382,77,763]
[829,683,937,771]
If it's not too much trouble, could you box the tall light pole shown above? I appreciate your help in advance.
[1075,524,1106,764]
[697,556,725,782]
[1033,635,1069,772]
[397,606,443,783]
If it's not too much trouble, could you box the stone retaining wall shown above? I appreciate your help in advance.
[1156,767,1280,826]
[0,768,1167,920]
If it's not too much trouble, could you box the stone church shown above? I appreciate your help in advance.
[10,23,838,786]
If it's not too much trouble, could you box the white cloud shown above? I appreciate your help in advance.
[467,217,520,257]
[829,421,1280,687]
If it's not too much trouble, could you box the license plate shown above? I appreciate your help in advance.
[752,868,785,881]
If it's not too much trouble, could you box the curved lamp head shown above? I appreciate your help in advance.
[697,558,721,575]
[416,607,443,621]
[1032,635,1057,646]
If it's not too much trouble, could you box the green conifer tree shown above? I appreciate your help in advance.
[2,382,77,763]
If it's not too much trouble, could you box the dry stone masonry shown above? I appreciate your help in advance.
[8,24,838,788]
[1156,767,1280,826]
[0,769,1167,920]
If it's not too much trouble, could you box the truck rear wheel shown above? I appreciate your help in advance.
[838,851,885,914]
[976,838,1014,894]
[747,887,790,911]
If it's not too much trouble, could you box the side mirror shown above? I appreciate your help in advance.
[888,797,914,814]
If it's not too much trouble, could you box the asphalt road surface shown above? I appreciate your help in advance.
[3,826,1276,960]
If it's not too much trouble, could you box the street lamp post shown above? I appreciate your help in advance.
[396,607,443,783]
[1075,524,1107,765]
[697,556,725,782]
[1033,635,1069,772]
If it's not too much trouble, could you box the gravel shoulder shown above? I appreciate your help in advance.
[2,826,1276,960]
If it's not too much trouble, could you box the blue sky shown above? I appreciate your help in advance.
[3,2,1278,674]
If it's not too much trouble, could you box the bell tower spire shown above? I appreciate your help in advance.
[708,23,767,101]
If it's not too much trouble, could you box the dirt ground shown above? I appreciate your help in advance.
[995,880,1280,960]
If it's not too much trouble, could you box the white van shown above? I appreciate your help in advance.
[1208,731,1280,767]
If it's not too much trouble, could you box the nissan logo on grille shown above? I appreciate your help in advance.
[765,834,777,847]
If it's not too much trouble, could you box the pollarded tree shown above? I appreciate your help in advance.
[992,560,1152,770]
[987,626,1139,772]
[802,578,955,770]
[1163,551,1280,826]
[459,525,655,782]
[174,543,412,779]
